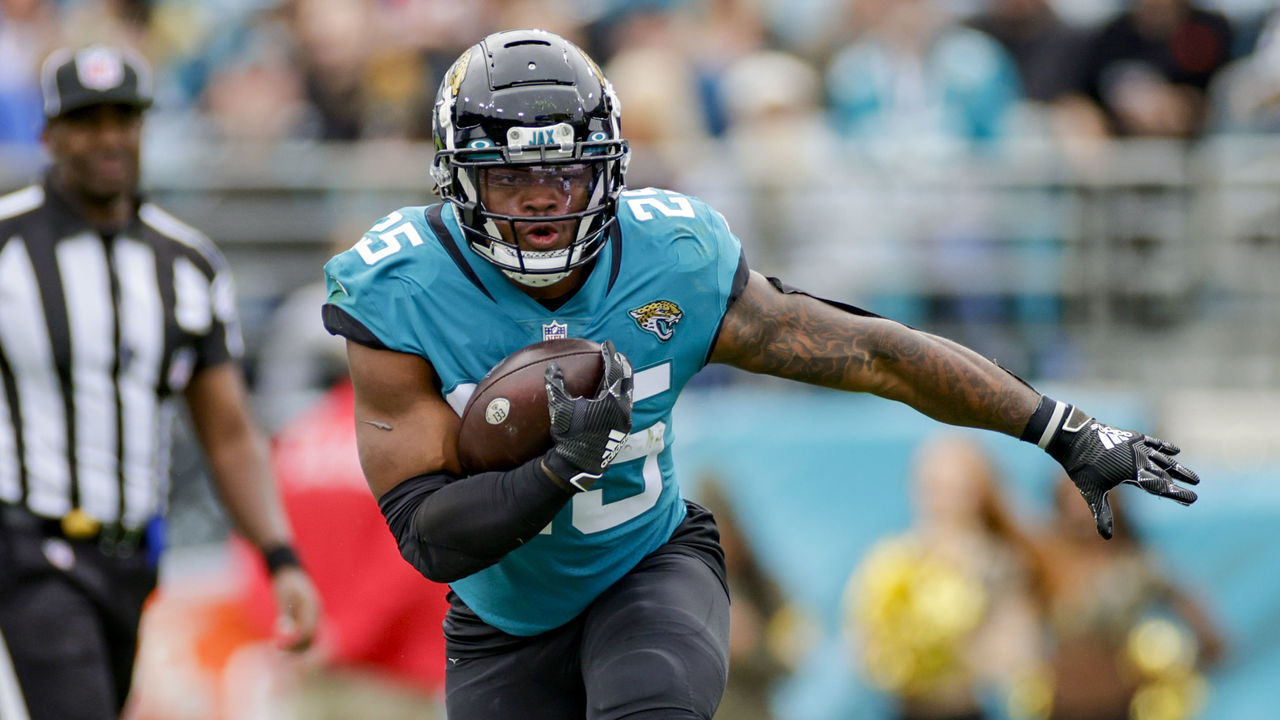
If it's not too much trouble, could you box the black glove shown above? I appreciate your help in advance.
[543,339,633,492]
[1028,397,1200,539]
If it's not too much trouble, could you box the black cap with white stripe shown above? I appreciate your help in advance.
[41,45,153,120]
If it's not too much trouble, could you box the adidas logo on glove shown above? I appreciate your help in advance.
[1091,423,1132,450]
[600,430,628,468]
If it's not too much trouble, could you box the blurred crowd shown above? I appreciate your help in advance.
[5,0,1278,382]
[2,0,1278,152]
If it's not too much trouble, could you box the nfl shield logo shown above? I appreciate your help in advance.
[542,321,568,341]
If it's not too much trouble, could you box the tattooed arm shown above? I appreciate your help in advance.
[709,271,1201,538]
[708,270,1040,437]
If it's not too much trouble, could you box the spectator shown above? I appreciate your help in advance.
[966,0,1088,105]
[602,8,710,191]
[288,0,373,140]
[1078,0,1235,138]
[199,16,311,142]
[964,0,1112,144]
[0,0,59,146]
[1207,8,1280,132]
[824,0,1026,155]
[1019,475,1226,720]
[696,475,811,720]
[822,0,1038,343]
[371,0,497,139]
[845,434,1043,720]
[682,0,774,137]
[711,49,845,279]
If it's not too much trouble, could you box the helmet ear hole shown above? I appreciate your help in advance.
[430,29,629,286]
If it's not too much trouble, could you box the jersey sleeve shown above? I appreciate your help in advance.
[693,198,749,313]
[620,188,746,305]
[688,198,749,363]
[651,191,747,323]
[616,189,747,368]
[322,209,434,357]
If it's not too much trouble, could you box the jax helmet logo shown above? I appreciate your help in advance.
[628,300,683,342]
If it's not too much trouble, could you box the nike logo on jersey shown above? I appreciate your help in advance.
[1092,423,1132,450]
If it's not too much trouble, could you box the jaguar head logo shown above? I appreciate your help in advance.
[629,300,683,342]
[444,47,472,98]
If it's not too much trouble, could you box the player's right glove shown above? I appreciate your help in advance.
[543,339,633,492]
[1023,396,1200,539]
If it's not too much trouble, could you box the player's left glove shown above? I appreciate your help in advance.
[543,339,633,492]
[1023,396,1200,539]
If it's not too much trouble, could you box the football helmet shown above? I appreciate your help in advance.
[431,29,630,287]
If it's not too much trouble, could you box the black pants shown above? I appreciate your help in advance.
[0,504,157,720]
[443,501,732,720]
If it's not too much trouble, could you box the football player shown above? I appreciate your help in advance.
[322,29,1200,719]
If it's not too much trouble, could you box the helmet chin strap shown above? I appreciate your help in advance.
[502,245,577,287]
[477,217,575,287]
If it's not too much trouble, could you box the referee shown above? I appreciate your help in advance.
[0,46,320,720]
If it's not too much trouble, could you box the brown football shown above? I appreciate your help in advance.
[457,338,604,473]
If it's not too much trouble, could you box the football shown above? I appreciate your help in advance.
[457,338,604,473]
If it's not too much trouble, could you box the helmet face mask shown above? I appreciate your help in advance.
[431,30,630,287]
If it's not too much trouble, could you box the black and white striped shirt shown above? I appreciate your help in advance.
[0,178,242,529]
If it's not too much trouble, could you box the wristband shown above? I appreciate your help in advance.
[263,544,301,575]
[1020,395,1072,449]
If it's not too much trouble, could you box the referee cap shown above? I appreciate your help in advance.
[41,45,154,120]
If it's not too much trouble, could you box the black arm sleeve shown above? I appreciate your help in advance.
[377,455,575,583]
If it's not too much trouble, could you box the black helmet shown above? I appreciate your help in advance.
[431,29,630,287]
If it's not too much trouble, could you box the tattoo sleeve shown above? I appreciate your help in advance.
[711,272,1040,437]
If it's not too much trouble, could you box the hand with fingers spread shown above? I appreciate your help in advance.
[543,339,634,492]
[1026,398,1200,538]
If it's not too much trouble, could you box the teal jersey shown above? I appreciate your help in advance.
[324,188,744,635]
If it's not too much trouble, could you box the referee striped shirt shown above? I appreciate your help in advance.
[0,178,243,530]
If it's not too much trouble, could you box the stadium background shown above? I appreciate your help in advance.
[1,0,1278,718]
